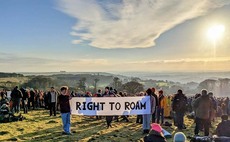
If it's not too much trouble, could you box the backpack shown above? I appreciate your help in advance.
[174,94,187,112]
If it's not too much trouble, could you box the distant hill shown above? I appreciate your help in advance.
[0,72,229,96]
[0,72,24,78]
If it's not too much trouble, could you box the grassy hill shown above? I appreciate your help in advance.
[0,110,220,142]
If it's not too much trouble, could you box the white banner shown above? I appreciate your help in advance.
[70,96,151,116]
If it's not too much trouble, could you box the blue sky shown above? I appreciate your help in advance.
[0,0,230,72]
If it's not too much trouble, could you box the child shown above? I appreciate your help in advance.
[58,86,71,135]
[144,123,167,142]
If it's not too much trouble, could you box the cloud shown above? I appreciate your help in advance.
[57,0,230,49]
[1,54,230,72]
[127,57,230,64]
[0,54,108,72]
[124,57,230,72]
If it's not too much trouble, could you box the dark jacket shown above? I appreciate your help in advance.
[30,90,35,101]
[103,91,114,97]
[193,95,212,119]
[144,130,167,142]
[96,93,103,97]
[20,88,28,100]
[172,93,187,113]
[216,120,230,137]
[11,88,23,100]
[47,91,58,103]
[58,94,70,113]
[152,93,159,107]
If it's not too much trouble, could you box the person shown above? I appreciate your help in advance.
[136,92,144,124]
[11,86,23,113]
[216,115,230,137]
[58,86,71,135]
[35,90,40,108]
[0,94,11,122]
[119,92,129,122]
[143,88,156,134]
[164,95,172,118]
[20,88,29,114]
[44,91,49,109]
[209,92,217,123]
[96,89,103,120]
[173,132,187,142]
[0,89,7,100]
[0,93,9,107]
[96,89,103,97]
[103,86,115,128]
[39,90,44,108]
[193,89,212,136]
[29,89,35,110]
[151,88,159,123]
[48,87,58,116]
[172,90,187,130]
[157,90,167,125]
[144,123,167,142]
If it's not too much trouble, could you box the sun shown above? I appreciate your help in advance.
[206,24,225,41]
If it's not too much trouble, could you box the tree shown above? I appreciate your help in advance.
[23,76,57,89]
[131,77,141,82]
[113,77,122,90]
[122,81,144,95]
[94,78,100,93]
[113,77,119,89]
[79,77,87,92]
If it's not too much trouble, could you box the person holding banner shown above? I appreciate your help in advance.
[151,88,158,123]
[58,86,72,135]
[103,86,115,128]
[143,88,156,134]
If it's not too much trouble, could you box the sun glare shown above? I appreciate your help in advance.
[206,24,225,41]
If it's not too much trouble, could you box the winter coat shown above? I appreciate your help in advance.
[172,93,187,113]
[159,95,167,109]
[58,94,70,113]
[150,95,156,114]
[152,93,159,107]
[192,95,212,119]
[47,91,58,104]
[11,88,23,101]
[216,120,230,137]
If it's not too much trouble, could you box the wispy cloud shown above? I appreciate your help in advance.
[57,0,230,49]
[0,54,108,72]
[0,54,230,72]
[127,57,230,64]
[124,57,230,72]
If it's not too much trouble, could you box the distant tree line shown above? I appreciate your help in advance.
[0,72,23,78]
[22,76,57,90]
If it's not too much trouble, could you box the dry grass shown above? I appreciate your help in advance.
[0,110,220,142]
[0,77,28,83]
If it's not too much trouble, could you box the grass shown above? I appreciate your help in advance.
[156,82,168,87]
[0,110,220,142]
[0,77,28,83]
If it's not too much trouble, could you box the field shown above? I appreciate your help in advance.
[0,110,220,142]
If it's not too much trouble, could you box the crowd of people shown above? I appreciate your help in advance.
[1,85,230,141]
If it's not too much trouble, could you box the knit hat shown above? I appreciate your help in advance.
[151,123,162,133]
[174,132,186,142]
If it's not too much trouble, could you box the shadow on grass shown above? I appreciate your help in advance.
[1,116,113,141]
[2,113,218,142]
